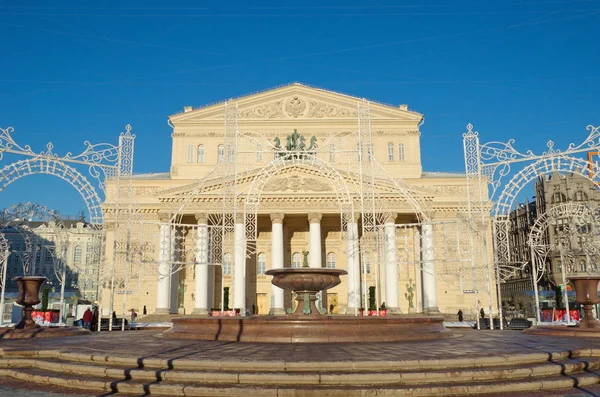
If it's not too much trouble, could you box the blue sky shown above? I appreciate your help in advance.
[0,0,599,219]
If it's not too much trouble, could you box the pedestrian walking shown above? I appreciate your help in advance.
[457,309,464,322]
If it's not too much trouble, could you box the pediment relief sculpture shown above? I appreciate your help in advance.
[238,96,357,119]
[264,175,331,192]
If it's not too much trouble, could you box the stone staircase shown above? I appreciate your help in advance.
[1,348,600,396]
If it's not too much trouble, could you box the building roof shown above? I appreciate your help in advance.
[128,172,171,180]
[421,171,465,178]
[170,82,419,117]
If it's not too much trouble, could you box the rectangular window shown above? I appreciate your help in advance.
[187,144,194,163]
[398,143,405,161]
[388,143,394,162]
[197,145,205,163]
[223,253,232,275]
[257,253,266,275]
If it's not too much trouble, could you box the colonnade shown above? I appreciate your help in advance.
[153,212,438,315]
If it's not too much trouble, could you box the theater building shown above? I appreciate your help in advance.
[103,83,496,318]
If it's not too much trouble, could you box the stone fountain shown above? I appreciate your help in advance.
[165,254,451,343]
[265,267,347,317]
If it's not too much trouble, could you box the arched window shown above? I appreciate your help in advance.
[329,143,336,162]
[552,192,566,203]
[580,259,587,272]
[218,145,225,162]
[228,145,235,162]
[187,144,194,163]
[574,191,588,201]
[197,144,205,163]
[362,255,371,274]
[292,252,301,268]
[387,143,394,161]
[326,252,336,269]
[223,253,232,275]
[256,144,263,162]
[398,143,405,161]
[73,245,82,263]
[257,252,266,275]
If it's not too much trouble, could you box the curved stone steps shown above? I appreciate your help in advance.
[0,357,599,386]
[1,348,582,371]
[1,367,600,397]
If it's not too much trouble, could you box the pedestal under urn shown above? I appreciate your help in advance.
[13,276,47,329]
[568,275,600,329]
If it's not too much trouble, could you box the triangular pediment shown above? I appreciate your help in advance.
[169,83,422,123]
[156,163,417,201]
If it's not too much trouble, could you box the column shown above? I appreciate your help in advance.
[308,213,323,268]
[384,213,400,313]
[270,213,285,315]
[346,213,361,313]
[169,227,180,314]
[421,222,439,313]
[155,214,171,314]
[233,214,246,312]
[193,213,210,315]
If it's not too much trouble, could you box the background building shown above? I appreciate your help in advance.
[2,215,103,302]
[502,171,600,313]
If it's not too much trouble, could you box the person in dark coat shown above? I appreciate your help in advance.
[82,308,93,330]
[480,308,485,319]
[457,309,464,322]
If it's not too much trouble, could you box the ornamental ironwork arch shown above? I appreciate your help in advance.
[0,125,135,225]
[0,158,103,224]
[526,202,600,322]
[463,122,600,326]
[495,156,600,217]
[244,155,355,242]
[528,202,595,250]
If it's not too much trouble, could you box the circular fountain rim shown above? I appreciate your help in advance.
[265,268,348,276]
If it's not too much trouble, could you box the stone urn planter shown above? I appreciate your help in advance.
[13,276,47,329]
[568,275,600,329]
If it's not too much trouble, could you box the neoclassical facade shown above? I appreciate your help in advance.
[103,83,496,318]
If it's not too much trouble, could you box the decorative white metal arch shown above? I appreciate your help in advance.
[464,122,600,327]
[527,202,600,323]
[244,154,355,241]
[495,156,600,217]
[0,125,135,224]
[0,158,103,224]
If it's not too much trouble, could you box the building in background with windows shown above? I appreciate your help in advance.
[535,172,600,286]
[2,218,103,302]
[501,172,600,312]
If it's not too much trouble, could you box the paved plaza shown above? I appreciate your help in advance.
[1,329,600,396]
[2,328,599,362]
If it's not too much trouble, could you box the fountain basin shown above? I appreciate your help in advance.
[265,268,347,317]
[164,315,451,343]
